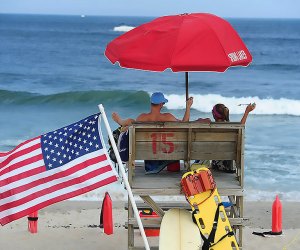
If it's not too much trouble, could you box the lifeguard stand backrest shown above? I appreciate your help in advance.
[129,122,244,162]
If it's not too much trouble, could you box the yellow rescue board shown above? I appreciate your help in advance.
[159,208,201,250]
[182,167,239,250]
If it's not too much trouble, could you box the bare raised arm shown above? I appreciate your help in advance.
[240,103,256,125]
[112,112,135,126]
[181,97,193,122]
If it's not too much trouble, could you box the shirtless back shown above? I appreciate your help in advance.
[136,103,178,122]
[112,92,193,126]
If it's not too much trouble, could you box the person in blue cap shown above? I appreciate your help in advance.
[112,92,193,125]
[111,92,193,174]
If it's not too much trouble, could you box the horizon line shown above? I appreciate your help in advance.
[1,12,300,20]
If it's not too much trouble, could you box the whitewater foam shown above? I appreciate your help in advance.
[113,25,135,32]
[245,189,300,201]
[164,93,300,116]
[69,184,300,202]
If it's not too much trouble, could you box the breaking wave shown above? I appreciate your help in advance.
[165,93,300,116]
[0,89,149,107]
[1,89,299,116]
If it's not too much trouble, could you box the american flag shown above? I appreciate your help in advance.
[0,113,117,225]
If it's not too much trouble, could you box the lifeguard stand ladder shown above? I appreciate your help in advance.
[126,122,245,250]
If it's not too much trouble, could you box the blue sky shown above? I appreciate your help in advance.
[1,0,300,18]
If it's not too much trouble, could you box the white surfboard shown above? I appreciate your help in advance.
[159,208,201,250]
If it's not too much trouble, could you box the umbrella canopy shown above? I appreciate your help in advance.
[105,13,252,99]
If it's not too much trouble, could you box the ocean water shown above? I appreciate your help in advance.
[0,14,299,201]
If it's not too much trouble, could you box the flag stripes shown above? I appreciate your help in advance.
[0,154,43,178]
[0,137,39,159]
[0,174,116,225]
[0,157,113,212]
[1,151,111,205]
[0,166,45,198]
[0,138,41,168]
[0,114,117,225]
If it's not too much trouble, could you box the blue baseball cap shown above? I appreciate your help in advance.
[150,92,168,104]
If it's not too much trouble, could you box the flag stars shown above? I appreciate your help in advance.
[42,114,101,170]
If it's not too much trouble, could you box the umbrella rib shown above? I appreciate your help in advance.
[198,17,232,68]
[169,16,185,71]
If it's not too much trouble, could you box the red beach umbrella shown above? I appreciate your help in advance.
[105,13,252,99]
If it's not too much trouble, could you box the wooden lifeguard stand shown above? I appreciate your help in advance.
[126,122,245,250]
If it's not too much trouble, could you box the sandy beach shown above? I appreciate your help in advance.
[1,200,300,250]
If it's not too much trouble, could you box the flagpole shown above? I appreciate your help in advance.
[98,104,150,250]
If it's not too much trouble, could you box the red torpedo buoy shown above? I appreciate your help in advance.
[100,192,113,235]
[272,195,282,235]
[28,211,38,234]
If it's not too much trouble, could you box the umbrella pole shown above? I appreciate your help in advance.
[185,72,189,100]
